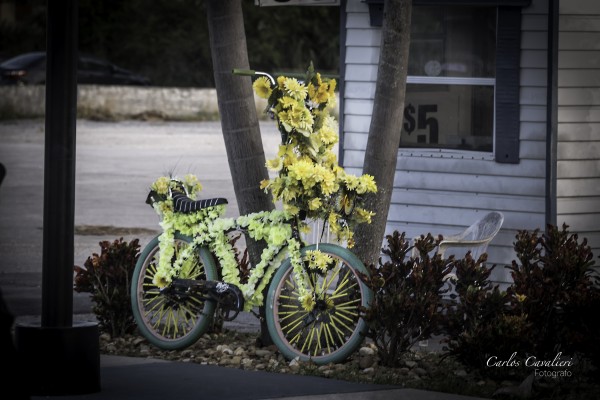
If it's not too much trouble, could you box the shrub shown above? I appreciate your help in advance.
[443,252,531,378]
[360,231,453,367]
[443,223,600,380]
[507,223,600,366]
[74,238,140,338]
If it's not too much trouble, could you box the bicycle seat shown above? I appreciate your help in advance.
[172,191,228,213]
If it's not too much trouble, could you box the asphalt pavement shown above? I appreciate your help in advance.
[0,118,490,400]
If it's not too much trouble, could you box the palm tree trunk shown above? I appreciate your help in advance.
[205,0,275,345]
[352,0,412,267]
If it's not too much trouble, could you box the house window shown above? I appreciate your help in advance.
[400,6,496,152]
[365,1,525,162]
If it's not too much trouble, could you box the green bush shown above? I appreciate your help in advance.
[360,231,453,367]
[74,238,140,338]
[443,252,531,378]
[507,223,600,366]
[443,223,599,380]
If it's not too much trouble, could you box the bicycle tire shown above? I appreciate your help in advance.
[266,243,373,365]
[131,233,218,350]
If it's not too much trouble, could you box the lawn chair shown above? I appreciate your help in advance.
[412,211,505,260]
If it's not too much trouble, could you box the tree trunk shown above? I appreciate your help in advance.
[352,0,412,267]
[205,0,275,345]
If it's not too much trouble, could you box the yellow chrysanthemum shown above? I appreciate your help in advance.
[355,207,375,224]
[283,77,308,101]
[308,198,322,211]
[183,174,203,195]
[252,76,273,99]
[305,250,333,273]
[151,176,170,195]
[278,96,298,110]
[283,203,300,216]
[300,294,315,312]
[357,174,378,194]
[266,157,283,172]
[277,75,286,89]
[288,159,314,182]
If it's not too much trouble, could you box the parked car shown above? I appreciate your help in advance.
[0,51,151,86]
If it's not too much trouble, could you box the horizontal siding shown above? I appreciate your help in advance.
[557,0,600,260]
[521,68,548,86]
[558,106,600,122]
[560,15,600,31]
[557,141,600,160]
[557,178,600,197]
[558,122,600,140]
[559,70,600,87]
[561,0,600,15]
[559,88,600,106]
[559,50,600,68]
[558,197,600,214]
[391,190,545,215]
[557,160,600,178]
[393,172,545,197]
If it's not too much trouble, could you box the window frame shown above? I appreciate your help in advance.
[366,0,529,164]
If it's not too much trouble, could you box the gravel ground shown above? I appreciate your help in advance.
[96,326,600,400]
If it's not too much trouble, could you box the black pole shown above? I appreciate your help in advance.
[42,0,78,328]
[545,0,558,229]
[15,1,100,395]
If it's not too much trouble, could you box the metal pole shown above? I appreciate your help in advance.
[42,0,78,328]
[545,0,558,229]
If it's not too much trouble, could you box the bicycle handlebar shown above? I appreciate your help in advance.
[232,68,275,85]
[231,68,256,76]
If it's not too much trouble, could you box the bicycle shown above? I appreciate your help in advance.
[131,67,376,365]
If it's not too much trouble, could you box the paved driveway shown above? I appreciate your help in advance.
[0,118,279,321]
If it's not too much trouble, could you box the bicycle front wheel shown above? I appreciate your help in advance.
[266,243,373,365]
[131,233,218,350]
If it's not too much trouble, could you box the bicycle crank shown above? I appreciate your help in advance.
[170,278,245,321]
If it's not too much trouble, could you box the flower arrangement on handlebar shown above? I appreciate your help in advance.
[253,63,377,247]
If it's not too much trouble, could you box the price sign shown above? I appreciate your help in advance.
[402,103,439,144]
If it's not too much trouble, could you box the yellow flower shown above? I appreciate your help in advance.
[283,203,300,216]
[308,198,322,211]
[355,207,375,224]
[278,106,314,136]
[316,168,337,195]
[278,144,298,167]
[277,75,286,89]
[152,176,170,195]
[300,294,315,312]
[288,159,314,183]
[283,77,308,101]
[357,174,377,194]
[183,174,203,195]
[516,294,527,303]
[305,250,333,273]
[260,179,271,190]
[153,273,170,288]
[265,157,283,172]
[252,76,272,99]
[278,96,298,110]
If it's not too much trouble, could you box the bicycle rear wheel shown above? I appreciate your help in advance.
[266,243,373,365]
[131,233,218,350]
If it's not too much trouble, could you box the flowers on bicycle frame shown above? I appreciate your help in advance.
[256,63,377,247]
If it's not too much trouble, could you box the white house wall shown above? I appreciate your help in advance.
[342,0,550,283]
[557,0,600,259]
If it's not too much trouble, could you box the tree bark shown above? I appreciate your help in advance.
[352,0,412,267]
[205,0,275,344]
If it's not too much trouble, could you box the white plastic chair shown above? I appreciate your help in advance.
[412,211,504,260]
